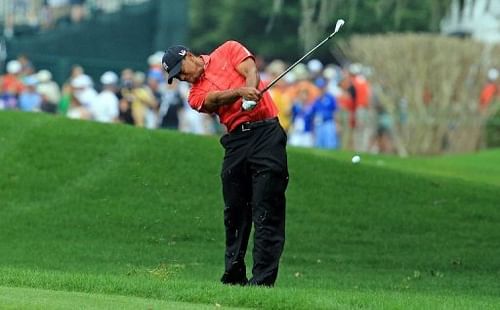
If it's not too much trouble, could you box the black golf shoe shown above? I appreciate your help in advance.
[220,263,248,285]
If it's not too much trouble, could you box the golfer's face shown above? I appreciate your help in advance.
[178,54,201,84]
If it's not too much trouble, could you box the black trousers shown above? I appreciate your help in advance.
[220,119,289,286]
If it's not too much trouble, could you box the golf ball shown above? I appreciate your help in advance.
[352,155,361,164]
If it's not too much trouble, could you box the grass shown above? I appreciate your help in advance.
[0,111,499,309]
[304,148,500,187]
[0,286,228,309]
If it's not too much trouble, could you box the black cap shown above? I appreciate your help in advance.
[162,45,189,84]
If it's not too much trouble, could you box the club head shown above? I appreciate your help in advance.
[334,19,345,33]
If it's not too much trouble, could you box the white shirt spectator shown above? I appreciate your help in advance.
[36,70,61,104]
[92,89,119,123]
[71,75,97,110]
[75,87,98,109]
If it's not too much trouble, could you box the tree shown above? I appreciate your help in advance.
[348,34,499,154]
[188,0,456,62]
[298,0,339,52]
[189,0,302,61]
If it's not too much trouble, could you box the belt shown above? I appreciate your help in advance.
[231,117,278,134]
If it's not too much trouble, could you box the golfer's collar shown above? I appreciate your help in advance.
[201,55,210,69]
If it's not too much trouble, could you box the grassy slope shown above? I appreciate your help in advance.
[0,286,229,310]
[304,148,500,187]
[0,111,499,309]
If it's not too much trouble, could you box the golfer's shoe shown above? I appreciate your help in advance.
[220,264,248,285]
[248,278,274,287]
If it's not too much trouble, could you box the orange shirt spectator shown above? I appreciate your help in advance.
[2,60,25,94]
[2,74,25,94]
[479,83,498,111]
[480,68,499,111]
[284,80,320,106]
[350,75,371,108]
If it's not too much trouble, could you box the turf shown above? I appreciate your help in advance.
[0,111,499,309]
[0,286,230,309]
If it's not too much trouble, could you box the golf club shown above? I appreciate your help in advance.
[261,18,345,93]
[242,18,345,111]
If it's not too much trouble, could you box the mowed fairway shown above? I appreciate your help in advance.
[0,111,499,309]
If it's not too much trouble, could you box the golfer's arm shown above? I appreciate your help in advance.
[203,89,243,113]
[237,57,260,89]
[202,58,259,113]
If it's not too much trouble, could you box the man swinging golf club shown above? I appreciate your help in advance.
[162,19,344,287]
[162,41,288,286]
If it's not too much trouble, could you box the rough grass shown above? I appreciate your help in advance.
[0,111,499,309]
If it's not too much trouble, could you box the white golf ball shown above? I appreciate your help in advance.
[352,155,361,164]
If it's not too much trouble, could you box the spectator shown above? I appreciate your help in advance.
[147,70,164,127]
[43,0,71,29]
[147,51,165,85]
[118,68,135,125]
[2,60,25,95]
[18,75,42,112]
[36,69,61,113]
[69,64,85,81]
[120,68,134,90]
[265,59,292,132]
[368,101,394,154]
[0,88,18,110]
[284,63,320,105]
[348,63,373,152]
[58,83,72,115]
[59,64,86,114]
[311,78,338,149]
[17,54,35,77]
[337,72,356,149]
[289,88,315,147]
[125,71,157,128]
[479,68,499,113]
[159,79,184,130]
[70,0,86,23]
[307,58,323,81]
[91,71,119,123]
[1,60,25,109]
[71,74,97,111]
[66,95,91,120]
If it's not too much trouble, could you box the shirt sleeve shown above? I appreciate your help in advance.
[223,41,254,68]
[188,86,207,113]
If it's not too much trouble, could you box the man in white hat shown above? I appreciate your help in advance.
[91,71,120,123]
[67,74,96,120]
[36,69,61,113]
[71,74,97,108]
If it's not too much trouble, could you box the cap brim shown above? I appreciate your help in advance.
[167,61,182,84]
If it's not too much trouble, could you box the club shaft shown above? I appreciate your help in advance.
[261,32,336,93]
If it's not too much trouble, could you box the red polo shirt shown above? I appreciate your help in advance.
[188,41,277,132]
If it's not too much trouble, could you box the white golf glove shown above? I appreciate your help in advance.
[242,99,258,111]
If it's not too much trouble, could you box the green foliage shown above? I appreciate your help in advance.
[188,0,453,62]
[1,111,499,309]
[189,0,302,61]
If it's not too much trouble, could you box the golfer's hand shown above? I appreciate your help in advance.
[238,87,261,102]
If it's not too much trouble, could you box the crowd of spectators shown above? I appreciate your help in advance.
[2,0,148,38]
[1,52,498,154]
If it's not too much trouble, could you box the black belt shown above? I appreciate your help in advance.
[231,117,278,134]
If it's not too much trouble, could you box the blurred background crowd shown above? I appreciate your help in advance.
[1,52,498,154]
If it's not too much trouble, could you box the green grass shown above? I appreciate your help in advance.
[0,111,499,309]
[304,148,500,187]
[0,286,229,309]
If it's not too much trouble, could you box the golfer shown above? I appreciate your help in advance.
[162,41,288,286]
